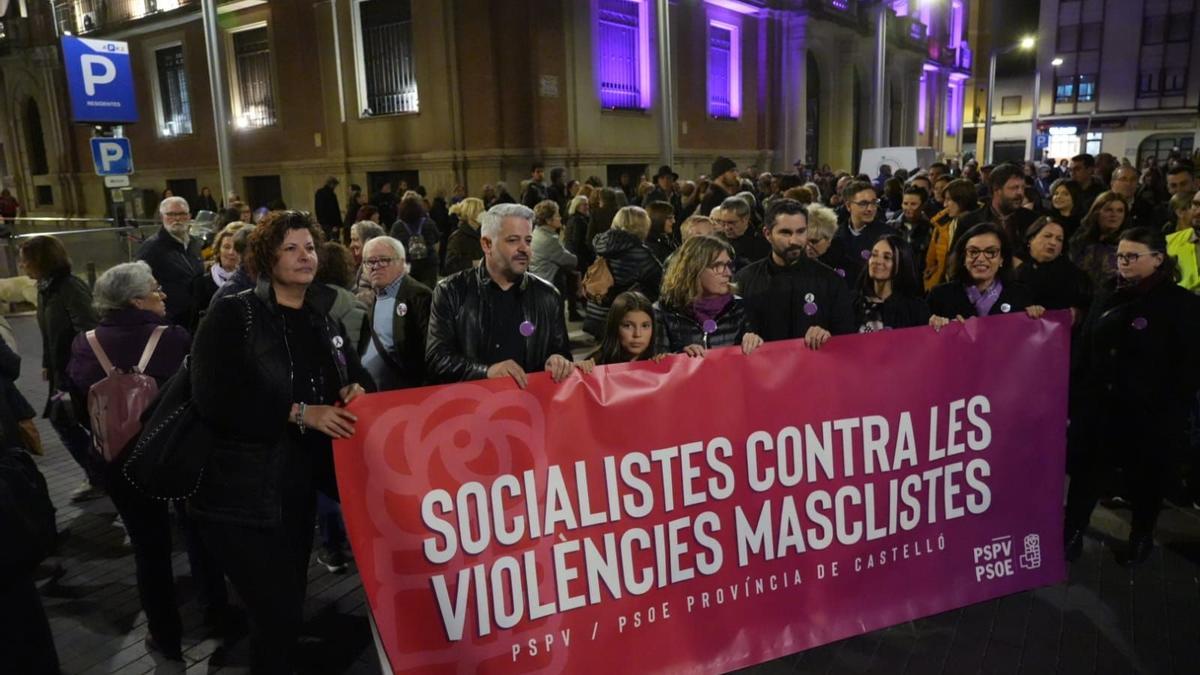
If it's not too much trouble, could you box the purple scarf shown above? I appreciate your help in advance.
[690,294,732,325]
[966,280,1003,316]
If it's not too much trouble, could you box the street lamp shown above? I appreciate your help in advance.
[1027,56,1060,162]
[983,34,1037,164]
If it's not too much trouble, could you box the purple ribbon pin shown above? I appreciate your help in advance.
[836,268,846,278]
[861,249,871,260]
[1131,317,1148,330]
[804,302,818,316]
[702,319,718,334]
[519,321,536,337]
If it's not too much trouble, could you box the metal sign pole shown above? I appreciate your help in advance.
[201,0,235,204]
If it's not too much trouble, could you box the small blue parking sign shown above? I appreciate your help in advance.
[62,36,138,124]
[90,138,133,176]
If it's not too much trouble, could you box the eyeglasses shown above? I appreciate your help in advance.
[965,247,1002,261]
[1115,252,1160,264]
[363,257,396,269]
[162,211,190,219]
[706,261,735,273]
[851,200,878,209]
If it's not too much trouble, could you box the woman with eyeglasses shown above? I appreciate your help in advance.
[66,262,218,662]
[189,211,373,673]
[928,223,1045,329]
[1165,191,1200,292]
[853,234,930,332]
[653,235,763,357]
[1014,216,1092,324]
[1065,227,1200,566]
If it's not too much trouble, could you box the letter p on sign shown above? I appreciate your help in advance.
[90,138,133,176]
[80,54,117,96]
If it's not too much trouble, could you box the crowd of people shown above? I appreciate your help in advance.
[2,148,1199,673]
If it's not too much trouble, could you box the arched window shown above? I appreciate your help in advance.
[24,98,48,175]
[1137,133,1195,168]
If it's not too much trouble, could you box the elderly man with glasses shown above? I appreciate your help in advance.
[358,236,432,391]
[135,196,204,326]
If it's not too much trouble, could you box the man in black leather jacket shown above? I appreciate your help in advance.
[427,203,573,388]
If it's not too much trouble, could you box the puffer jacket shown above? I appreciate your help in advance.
[188,280,373,527]
[653,296,750,352]
[426,266,572,383]
[584,228,663,337]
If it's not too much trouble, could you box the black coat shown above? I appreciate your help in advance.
[853,293,931,331]
[426,266,571,383]
[314,186,342,232]
[927,280,1034,318]
[728,230,771,269]
[654,296,749,352]
[591,228,663,300]
[833,221,892,269]
[1013,255,1091,313]
[734,256,856,342]
[35,271,97,403]
[1074,273,1200,438]
[444,221,483,276]
[189,280,372,527]
[135,228,204,326]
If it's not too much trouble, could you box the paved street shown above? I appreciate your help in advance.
[13,314,1199,674]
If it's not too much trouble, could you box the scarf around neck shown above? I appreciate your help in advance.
[690,293,732,326]
[211,263,236,287]
[965,279,1003,316]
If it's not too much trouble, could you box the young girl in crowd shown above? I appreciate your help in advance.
[580,291,663,368]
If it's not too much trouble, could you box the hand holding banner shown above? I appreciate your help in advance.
[335,313,1070,673]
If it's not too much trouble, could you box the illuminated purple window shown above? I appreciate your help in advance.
[598,0,650,110]
[946,77,966,136]
[918,73,927,134]
[708,22,741,118]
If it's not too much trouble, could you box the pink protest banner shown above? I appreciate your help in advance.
[334,312,1070,674]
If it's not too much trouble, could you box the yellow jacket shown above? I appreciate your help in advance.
[1166,228,1200,292]
[924,208,956,292]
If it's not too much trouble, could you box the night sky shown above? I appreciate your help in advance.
[993,0,1042,76]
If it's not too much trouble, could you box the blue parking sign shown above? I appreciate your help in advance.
[90,138,134,176]
[62,36,138,124]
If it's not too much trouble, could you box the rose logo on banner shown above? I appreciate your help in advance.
[334,313,1072,674]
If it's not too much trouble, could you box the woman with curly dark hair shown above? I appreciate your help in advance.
[189,211,372,673]
[927,223,1045,328]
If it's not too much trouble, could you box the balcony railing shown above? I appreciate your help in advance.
[52,0,198,37]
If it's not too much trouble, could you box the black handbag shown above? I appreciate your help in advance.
[45,391,76,427]
[121,356,215,501]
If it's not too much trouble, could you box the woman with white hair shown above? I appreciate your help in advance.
[66,261,222,662]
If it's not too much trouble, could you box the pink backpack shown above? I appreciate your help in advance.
[85,325,167,463]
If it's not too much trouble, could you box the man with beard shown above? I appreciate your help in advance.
[136,196,204,326]
[953,163,1037,249]
[1069,153,1105,215]
[734,199,855,348]
[426,203,573,388]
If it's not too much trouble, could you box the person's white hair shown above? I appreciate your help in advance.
[480,203,534,240]
[803,182,823,202]
[806,203,839,241]
[351,220,386,242]
[158,196,190,216]
[93,261,157,316]
[362,235,406,261]
[567,195,588,216]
